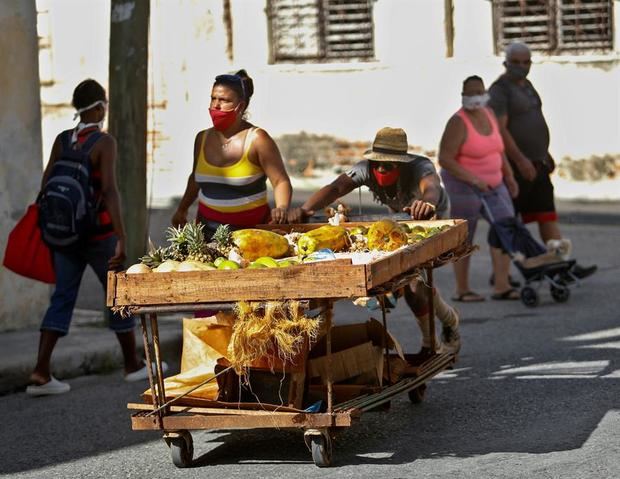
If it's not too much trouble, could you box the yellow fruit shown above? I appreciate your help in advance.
[297,225,349,256]
[367,219,408,251]
[253,256,279,268]
[231,229,290,261]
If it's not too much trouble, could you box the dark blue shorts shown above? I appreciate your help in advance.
[40,235,136,336]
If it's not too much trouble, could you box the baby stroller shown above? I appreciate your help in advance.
[480,197,578,307]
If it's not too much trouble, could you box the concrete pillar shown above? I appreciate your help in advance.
[0,0,49,331]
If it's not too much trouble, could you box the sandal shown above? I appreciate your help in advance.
[491,288,520,300]
[451,291,485,302]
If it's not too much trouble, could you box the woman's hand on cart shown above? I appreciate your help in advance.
[287,206,314,224]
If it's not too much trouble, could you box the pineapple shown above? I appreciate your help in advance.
[208,224,234,257]
[140,246,173,268]
[184,222,213,263]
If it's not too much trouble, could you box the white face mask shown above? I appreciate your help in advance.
[462,93,490,110]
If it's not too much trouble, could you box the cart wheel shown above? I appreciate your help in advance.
[408,383,427,404]
[166,431,193,468]
[304,430,332,467]
[550,284,570,303]
[520,286,539,307]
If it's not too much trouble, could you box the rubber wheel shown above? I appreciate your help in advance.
[520,286,539,308]
[168,431,193,468]
[550,284,570,303]
[408,383,427,404]
[310,434,332,467]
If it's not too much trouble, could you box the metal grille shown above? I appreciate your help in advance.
[268,0,375,62]
[492,0,613,53]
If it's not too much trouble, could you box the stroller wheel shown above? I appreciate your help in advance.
[550,284,570,303]
[521,286,539,307]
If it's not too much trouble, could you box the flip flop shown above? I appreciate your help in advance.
[26,376,71,396]
[491,288,520,300]
[451,291,485,302]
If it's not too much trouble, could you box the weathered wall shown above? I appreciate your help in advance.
[37,0,620,205]
[0,0,49,331]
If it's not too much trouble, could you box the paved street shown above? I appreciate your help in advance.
[1,214,619,478]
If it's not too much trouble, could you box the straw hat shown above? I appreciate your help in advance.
[363,127,416,162]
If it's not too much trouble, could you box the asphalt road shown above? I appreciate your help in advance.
[2,213,619,478]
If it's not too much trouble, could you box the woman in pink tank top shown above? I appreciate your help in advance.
[438,76,520,302]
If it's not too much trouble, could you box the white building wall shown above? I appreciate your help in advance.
[36,0,620,205]
[0,0,49,331]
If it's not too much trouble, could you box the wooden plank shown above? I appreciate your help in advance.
[113,259,367,305]
[131,411,354,430]
[127,403,305,416]
[366,220,468,289]
[106,271,117,307]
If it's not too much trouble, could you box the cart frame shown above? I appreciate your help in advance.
[108,220,469,467]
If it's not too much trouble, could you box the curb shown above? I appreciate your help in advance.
[0,319,182,396]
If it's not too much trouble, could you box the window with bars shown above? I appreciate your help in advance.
[267,0,375,63]
[492,0,614,54]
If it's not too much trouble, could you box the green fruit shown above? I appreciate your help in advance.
[247,262,268,269]
[253,256,279,268]
[400,223,412,233]
[277,260,295,267]
[217,260,240,270]
[213,257,227,267]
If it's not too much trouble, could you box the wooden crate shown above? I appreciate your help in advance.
[107,219,467,306]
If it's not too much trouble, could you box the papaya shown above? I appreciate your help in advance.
[367,219,408,252]
[297,225,349,256]
[231,229,290,262]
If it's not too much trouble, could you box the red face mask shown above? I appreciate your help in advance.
[372,164,400,186]
[209,106,238,131]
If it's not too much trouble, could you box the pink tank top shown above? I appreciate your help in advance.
[456,107,504,188]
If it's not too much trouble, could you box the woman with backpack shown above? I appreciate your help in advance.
[27,79,156,396]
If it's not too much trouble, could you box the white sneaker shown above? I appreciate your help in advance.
[26,376,71,396]
[124,360,169,382]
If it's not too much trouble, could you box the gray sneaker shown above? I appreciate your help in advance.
[441,326,461,355]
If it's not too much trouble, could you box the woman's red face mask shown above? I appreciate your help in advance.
[371,162,400,186]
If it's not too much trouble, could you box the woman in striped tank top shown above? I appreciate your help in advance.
[172,70,292,236]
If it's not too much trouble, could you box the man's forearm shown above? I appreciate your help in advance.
[302,184,342,212]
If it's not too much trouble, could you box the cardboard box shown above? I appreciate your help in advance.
[306,319,404,387]
[307,341,384,385]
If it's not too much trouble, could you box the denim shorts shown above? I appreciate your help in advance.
[441,170,515,244]
[41,235,136,336]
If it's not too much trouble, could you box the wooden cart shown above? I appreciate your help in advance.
[107,219,468,467]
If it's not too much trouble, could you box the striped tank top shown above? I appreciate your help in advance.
[194,127,269,229]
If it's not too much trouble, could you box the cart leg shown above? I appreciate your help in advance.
[164,430,194,468]
[426,268,436,353]
[324,301,334,416]
[149,313,168,414]
[379,295,392,385]
[140,314,163,429]
[304,428,333,467]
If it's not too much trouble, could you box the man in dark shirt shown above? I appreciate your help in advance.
[489,42,596,280]
[287,127,460,357]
